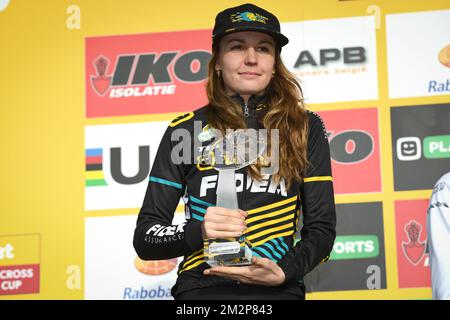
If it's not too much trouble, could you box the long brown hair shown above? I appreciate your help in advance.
[205,41,309,191]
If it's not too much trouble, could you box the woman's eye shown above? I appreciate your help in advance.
[258,47,269,52]
[231,45,243,50]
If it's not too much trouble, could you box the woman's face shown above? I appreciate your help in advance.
[215,31,276,100]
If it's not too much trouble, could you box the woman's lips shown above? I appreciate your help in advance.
[239,72,261,78]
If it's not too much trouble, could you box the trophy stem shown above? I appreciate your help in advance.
[204,168,252,266]
[216,168,239,209]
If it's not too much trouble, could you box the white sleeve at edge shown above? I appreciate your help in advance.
[427,172,450,300]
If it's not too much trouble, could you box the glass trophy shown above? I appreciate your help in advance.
[200,129,267,266]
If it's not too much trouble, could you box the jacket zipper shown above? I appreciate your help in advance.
[240,111,250,211]
[240,169,247,211]
[240,99,251,211]
[244,102,249,117]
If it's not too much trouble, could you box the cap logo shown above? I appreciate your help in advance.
[230,11,268,24]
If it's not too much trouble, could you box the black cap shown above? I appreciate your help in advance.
[212,3,289,51]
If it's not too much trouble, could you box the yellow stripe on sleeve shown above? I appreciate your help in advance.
[303,176,333,183]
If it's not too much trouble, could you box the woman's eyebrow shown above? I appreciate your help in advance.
[259,40,275,47]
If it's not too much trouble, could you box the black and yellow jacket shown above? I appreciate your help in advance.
[133,93,336,297]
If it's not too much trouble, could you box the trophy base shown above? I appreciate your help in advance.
[204,237,253,267]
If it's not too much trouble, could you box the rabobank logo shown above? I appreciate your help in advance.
[396,135,450,161]
[386,10,450,98]
[438,44,450,68]
[123,285,172,300]
[330,235,379,260]
[428,45,450,94]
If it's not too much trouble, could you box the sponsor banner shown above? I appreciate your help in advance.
[394,200,430,288]
[85,30,210,118]
[317,108,381,194]
[281,16,378,103]
[391,103,450,191]
[386,10,450,98]
[304,202,386,292]
[84,121,169,211]
[85,213,185,300]
[0,234,40,295]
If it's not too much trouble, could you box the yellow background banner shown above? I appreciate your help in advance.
[0,234,40,267]
[1,0,449,299]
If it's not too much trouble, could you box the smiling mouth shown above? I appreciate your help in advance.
[239,72,261,77]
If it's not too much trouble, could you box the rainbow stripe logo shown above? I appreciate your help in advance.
[85,148,107,186]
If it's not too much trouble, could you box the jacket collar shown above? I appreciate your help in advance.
[229,93,268,111]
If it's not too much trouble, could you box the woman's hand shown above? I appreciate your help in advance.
[203,256,286,286]
[201,207,247,240]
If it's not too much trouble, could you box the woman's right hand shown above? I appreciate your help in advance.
[201,207,248,240]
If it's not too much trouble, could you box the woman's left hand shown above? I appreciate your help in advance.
[203,256,286,286]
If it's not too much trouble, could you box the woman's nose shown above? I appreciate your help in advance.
[244,47,257,64]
